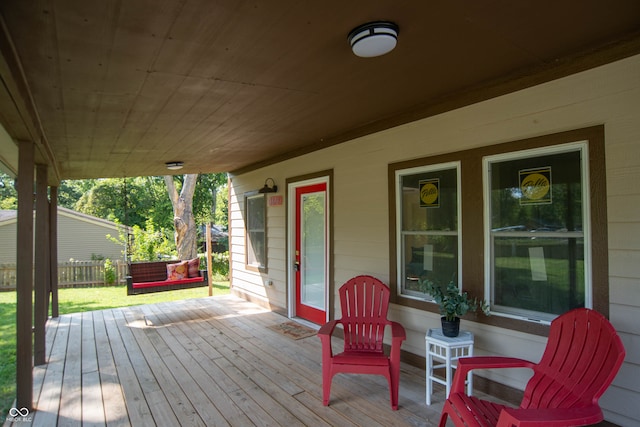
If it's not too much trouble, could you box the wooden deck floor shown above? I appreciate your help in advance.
[16,295,459,426]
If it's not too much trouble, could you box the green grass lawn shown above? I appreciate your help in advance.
[0,282,230,420]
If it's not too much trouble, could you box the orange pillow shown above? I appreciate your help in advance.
[187,257,200,278]
[166,261,188,281]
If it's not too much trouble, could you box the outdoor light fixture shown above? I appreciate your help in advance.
[348,21,399,58]
[258,178,278,193]
[165,161,184,171]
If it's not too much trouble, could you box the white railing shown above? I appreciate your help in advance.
[0,260,129,291]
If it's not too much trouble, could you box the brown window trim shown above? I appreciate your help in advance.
[389,125,607,336]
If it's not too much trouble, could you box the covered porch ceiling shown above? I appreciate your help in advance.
[0,1,639,183]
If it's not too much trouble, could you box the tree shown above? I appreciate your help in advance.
[58,179,96,209]
[192,173,227,225]
[165,174,198,260]
[0,174,17,209]
[213,183,228,228]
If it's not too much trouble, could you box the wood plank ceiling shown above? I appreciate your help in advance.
[0,0,639,181]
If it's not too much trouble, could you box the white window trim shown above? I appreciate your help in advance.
[482,141,592,324]
[395,161,462,300]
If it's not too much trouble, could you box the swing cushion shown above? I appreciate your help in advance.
[167,261,189,280]
[187,257,200,277]
[133,276,204,289]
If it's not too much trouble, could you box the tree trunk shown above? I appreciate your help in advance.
[164,174,198,260]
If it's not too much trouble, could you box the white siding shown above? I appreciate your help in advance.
[0,218,17,263]
[57,212,125,262]
[229,54,640,425]
[0,209,127,264]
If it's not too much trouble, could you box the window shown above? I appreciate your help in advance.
[389,126,608,333]
[484,143,589,322]
[245,193,266,271]
[395,163,461,299]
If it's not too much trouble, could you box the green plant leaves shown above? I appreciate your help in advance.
[418,278,490,321]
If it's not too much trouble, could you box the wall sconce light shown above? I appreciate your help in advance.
[258,178,278,193]
[165,161,184,171]
[348,21,399,58]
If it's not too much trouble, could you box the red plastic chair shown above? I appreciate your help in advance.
[439,308,626,427]
[318,275,406,410]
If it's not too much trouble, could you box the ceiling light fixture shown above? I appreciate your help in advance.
[165,161,184,171]
[348,21,399,58]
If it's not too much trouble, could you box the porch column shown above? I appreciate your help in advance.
[16,140,34,410]
[34,164,49,366]
[50,186,59,318]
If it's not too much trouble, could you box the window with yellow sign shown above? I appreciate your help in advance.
[485,143,587,321]
[396,163,460,299]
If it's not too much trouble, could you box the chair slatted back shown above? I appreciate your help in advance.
[521,308,626,410]
[339,275,391,353]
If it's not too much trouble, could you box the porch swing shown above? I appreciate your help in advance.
[123,180,212,295]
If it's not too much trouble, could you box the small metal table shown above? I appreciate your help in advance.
[425,328,474,405]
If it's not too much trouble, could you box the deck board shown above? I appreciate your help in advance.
[58,312,82,426]
[92,310,129,427]
[17,295,459,426]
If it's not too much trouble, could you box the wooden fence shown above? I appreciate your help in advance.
[0,260,129,291]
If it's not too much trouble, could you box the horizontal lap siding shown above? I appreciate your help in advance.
[58,214,124,262]
[229,54,640,426]
[0,224,17,263]
[0,212,125,264]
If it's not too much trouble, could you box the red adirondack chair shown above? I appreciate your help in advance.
[318,275,406,410]
[439,308,626,427]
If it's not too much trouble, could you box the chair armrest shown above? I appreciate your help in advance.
[451,356,536,394]
[390,321,406,341]
[318,319,340,361]
[318,319,339,338]
[389,321,406,365]
[497,405,603,427]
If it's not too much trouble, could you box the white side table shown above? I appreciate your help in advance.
[425,328,474,405]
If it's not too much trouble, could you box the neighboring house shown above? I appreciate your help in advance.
[229,54,640,425]
[197,224,229,253]
[0,207,129,264]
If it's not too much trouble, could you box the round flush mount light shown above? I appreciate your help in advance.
[165,161,184,170]
[348,21,399,58]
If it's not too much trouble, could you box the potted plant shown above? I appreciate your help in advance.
[419,278,490,337]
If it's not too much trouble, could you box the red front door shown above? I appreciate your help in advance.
[295,182,327,324]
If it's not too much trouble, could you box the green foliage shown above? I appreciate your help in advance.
[67,174,227,232]
[104,259,116,285]
[0,197,16,210]
[0,174,17,209]
[0,294,16,420]
[129,223,176,261]
[419,279,490,321]
[213,183,228,228]
[74,177,165,229]
[143,176,175,230]
[193,174,227,225]
[210,251,229,279]
[196,252,229,280]
[3,172,229,250]
[108,221,176,261]
[58,179,96,209]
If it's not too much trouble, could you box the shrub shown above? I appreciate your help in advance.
[198,251,229,280]
[104,259,116,285]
